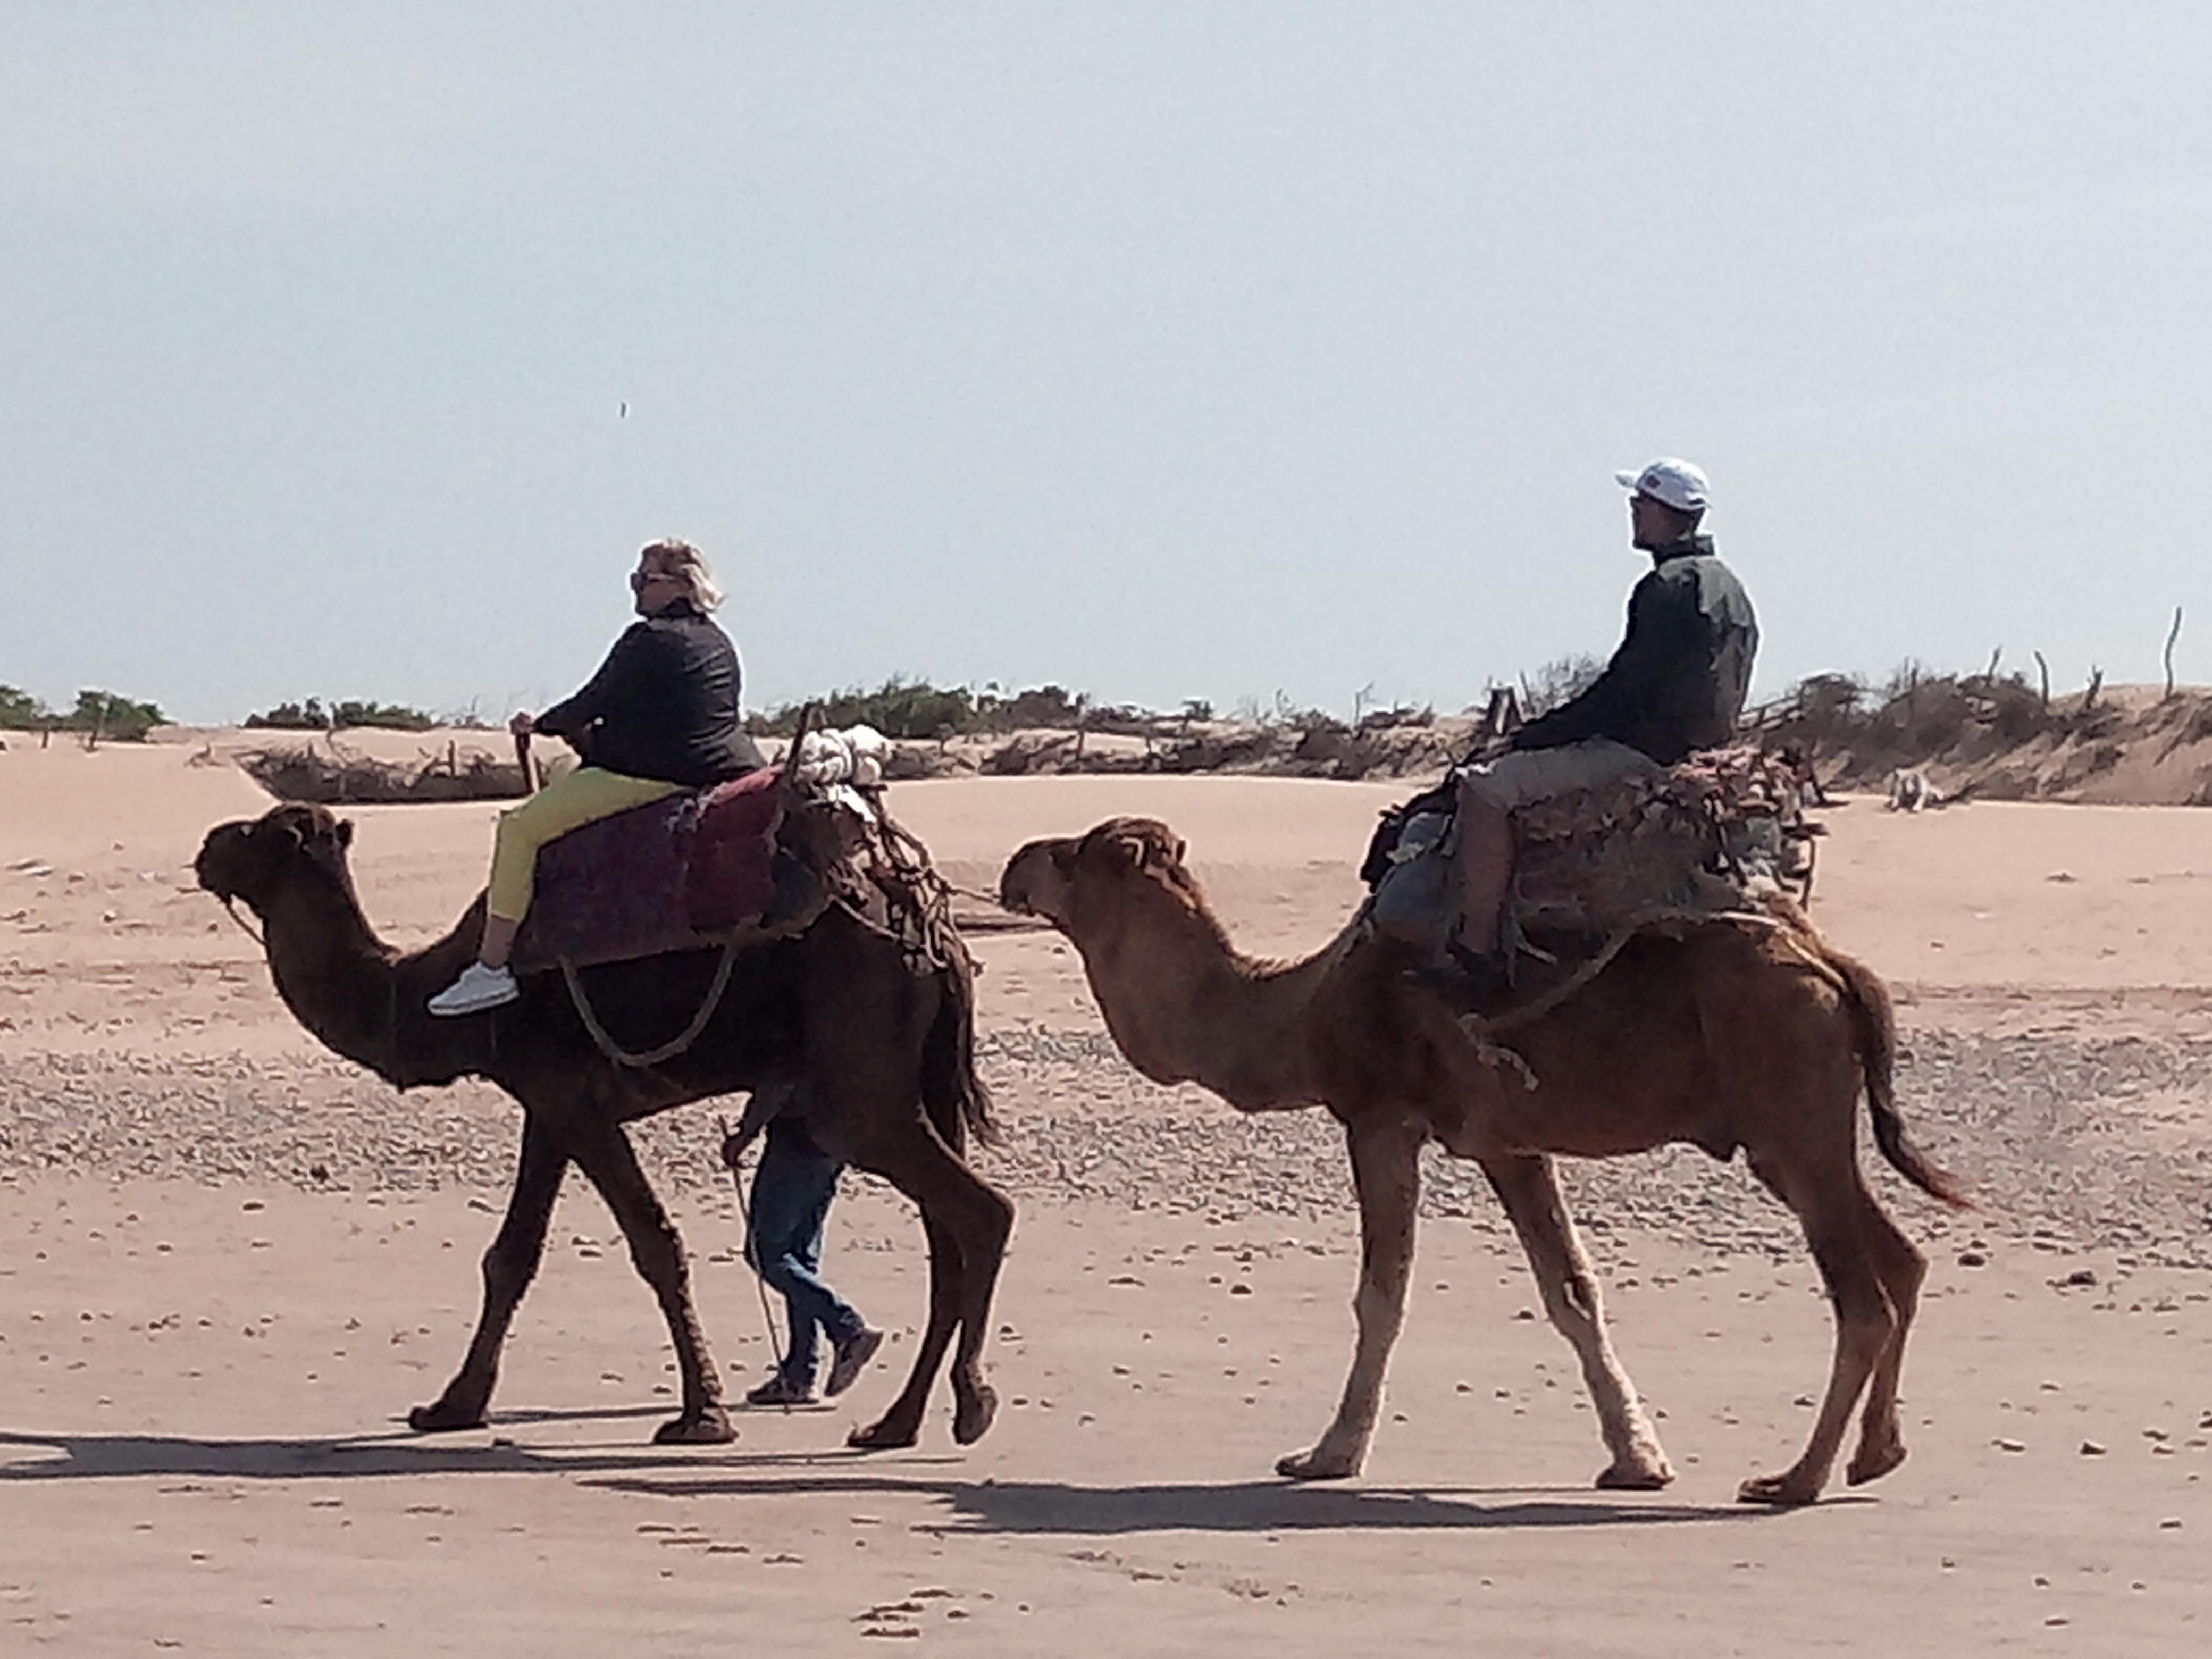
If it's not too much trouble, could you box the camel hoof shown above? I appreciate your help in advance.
[952,1384,999,1446]
[653,1409,736,1446]
[1737,1471,1822,1507]
[1595,1455,1675,1492]
[1275,1447,1359,1482]
[408,1400,487,1434]
[848,1416,921,1453]
[1847,1440,1907,1487]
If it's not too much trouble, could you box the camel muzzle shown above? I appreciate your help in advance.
[192,820,256,904]
[996,841,1067,921]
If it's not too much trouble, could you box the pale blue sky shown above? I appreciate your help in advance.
[4,3,2210,725]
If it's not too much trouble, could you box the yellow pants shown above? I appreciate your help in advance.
[485,767,684,923]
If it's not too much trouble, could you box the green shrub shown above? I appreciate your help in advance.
[0,684,51,730]
[68,689,165,742]
[751,677,981,740]
[246,697,436,732]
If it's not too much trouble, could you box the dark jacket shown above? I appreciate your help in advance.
[1511,536,1758,765]
[535,602,767,786]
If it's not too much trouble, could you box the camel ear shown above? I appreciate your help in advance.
[1174,836,1187,865]
[335,818,355,849]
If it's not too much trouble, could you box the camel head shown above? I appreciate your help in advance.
[999,816,1199,936]
[196,801,359,916]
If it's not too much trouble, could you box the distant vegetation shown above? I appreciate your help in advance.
[749,678,1116,741]
[245,697,438,732]
[0,685,166,742]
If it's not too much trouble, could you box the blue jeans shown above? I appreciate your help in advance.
[747,1121,865,1388]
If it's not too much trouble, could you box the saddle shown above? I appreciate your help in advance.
[1366,746,1819,959]
[510,767,828,973]
[1507,747,1817,936]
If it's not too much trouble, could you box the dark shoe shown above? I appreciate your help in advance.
[824,1327,884,1398]
[743,1372,815,1407]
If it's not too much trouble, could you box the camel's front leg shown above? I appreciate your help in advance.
[1278,1114,1425,1481]
[567,1118,734,1446]
[413,1116,566,1432]
[1480,1153,1672,1489]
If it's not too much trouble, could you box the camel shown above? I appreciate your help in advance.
[195,800,1014,1450]
[1000,816,1968,1506]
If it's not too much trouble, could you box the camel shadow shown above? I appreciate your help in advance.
[588,1471,1771,1536]
[0,1420,940,1486]
[937,1479,1766,1536]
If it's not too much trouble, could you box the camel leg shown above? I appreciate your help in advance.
[565,1118,734,1446]
[848,1210,960,1452]
[412,1116,567,1432]
[1738,1158,1897,1506]
[1845,1199,1926,1488]
[940,1166,1015,1445]
[1480,1153,1673,1490]
[849,1129,1016,1452]
[1278,1114,1425,1481]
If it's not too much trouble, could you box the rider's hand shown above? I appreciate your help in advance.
[508,710,535,739]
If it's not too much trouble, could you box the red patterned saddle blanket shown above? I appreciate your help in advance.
[510,768,789,972]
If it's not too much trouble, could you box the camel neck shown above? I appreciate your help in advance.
[258,869,477,1088]
[1073,892,1334,1113]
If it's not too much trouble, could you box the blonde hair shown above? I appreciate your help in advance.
[640,538,724,612]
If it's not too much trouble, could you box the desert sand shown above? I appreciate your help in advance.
[3,740,2209,1655]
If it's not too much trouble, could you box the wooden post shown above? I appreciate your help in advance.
[2164,607,2184,700]
[513,728,540,796]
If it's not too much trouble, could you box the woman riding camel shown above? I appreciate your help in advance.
[428,538,766,1016]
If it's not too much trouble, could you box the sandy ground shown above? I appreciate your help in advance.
[3,742,2210,1654]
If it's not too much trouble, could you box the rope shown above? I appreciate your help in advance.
[718,1114,789,1375]
[218,896,264,948]
[559,942,740,1069]
[1458,904,1784,1045]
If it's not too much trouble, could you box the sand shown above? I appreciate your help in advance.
[3,741,2209,1654]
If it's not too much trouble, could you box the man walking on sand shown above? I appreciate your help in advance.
[725,1087,884,1406]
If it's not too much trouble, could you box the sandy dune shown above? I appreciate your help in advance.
[3,741,2209,1654]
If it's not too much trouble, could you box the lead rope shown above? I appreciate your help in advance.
[558,941,740,1069]
[718,1115,789,1388]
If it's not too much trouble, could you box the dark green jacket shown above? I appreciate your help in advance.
[1512,535,1758,764]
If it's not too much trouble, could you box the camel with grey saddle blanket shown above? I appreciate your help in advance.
[1367,745,1821,1013]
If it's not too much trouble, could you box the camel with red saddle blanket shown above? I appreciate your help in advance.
[195,772,1012,1452]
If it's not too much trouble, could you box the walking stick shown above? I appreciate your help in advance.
[513,725,541,797]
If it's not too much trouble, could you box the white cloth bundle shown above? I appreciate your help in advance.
[787,724,889,789]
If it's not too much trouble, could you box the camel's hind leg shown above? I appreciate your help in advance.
[413,1115,567,1432]
[1738,1155,1898,1506]
[1480,1153,1673,1490]
[848,1127,1015,1452]
[1278,1113,1425,1481]
[566,1117,734,1446]
[1846,1199,1926,1488]
[848,1209,962,1452]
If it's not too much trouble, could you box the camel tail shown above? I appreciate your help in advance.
[1825,942,1973,1211]
[924,947,1002,1154]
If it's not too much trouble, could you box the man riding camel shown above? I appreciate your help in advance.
[1430,456,1758,990]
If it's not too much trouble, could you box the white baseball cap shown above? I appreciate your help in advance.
[1614,457,1710,513]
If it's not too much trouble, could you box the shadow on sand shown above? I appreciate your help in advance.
[590,1471,1779,1536]
[4,1418,1791,1537]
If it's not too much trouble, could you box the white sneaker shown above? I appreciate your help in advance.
[426,962,519,1017]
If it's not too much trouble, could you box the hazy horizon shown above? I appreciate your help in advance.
[6,4,2210,727]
